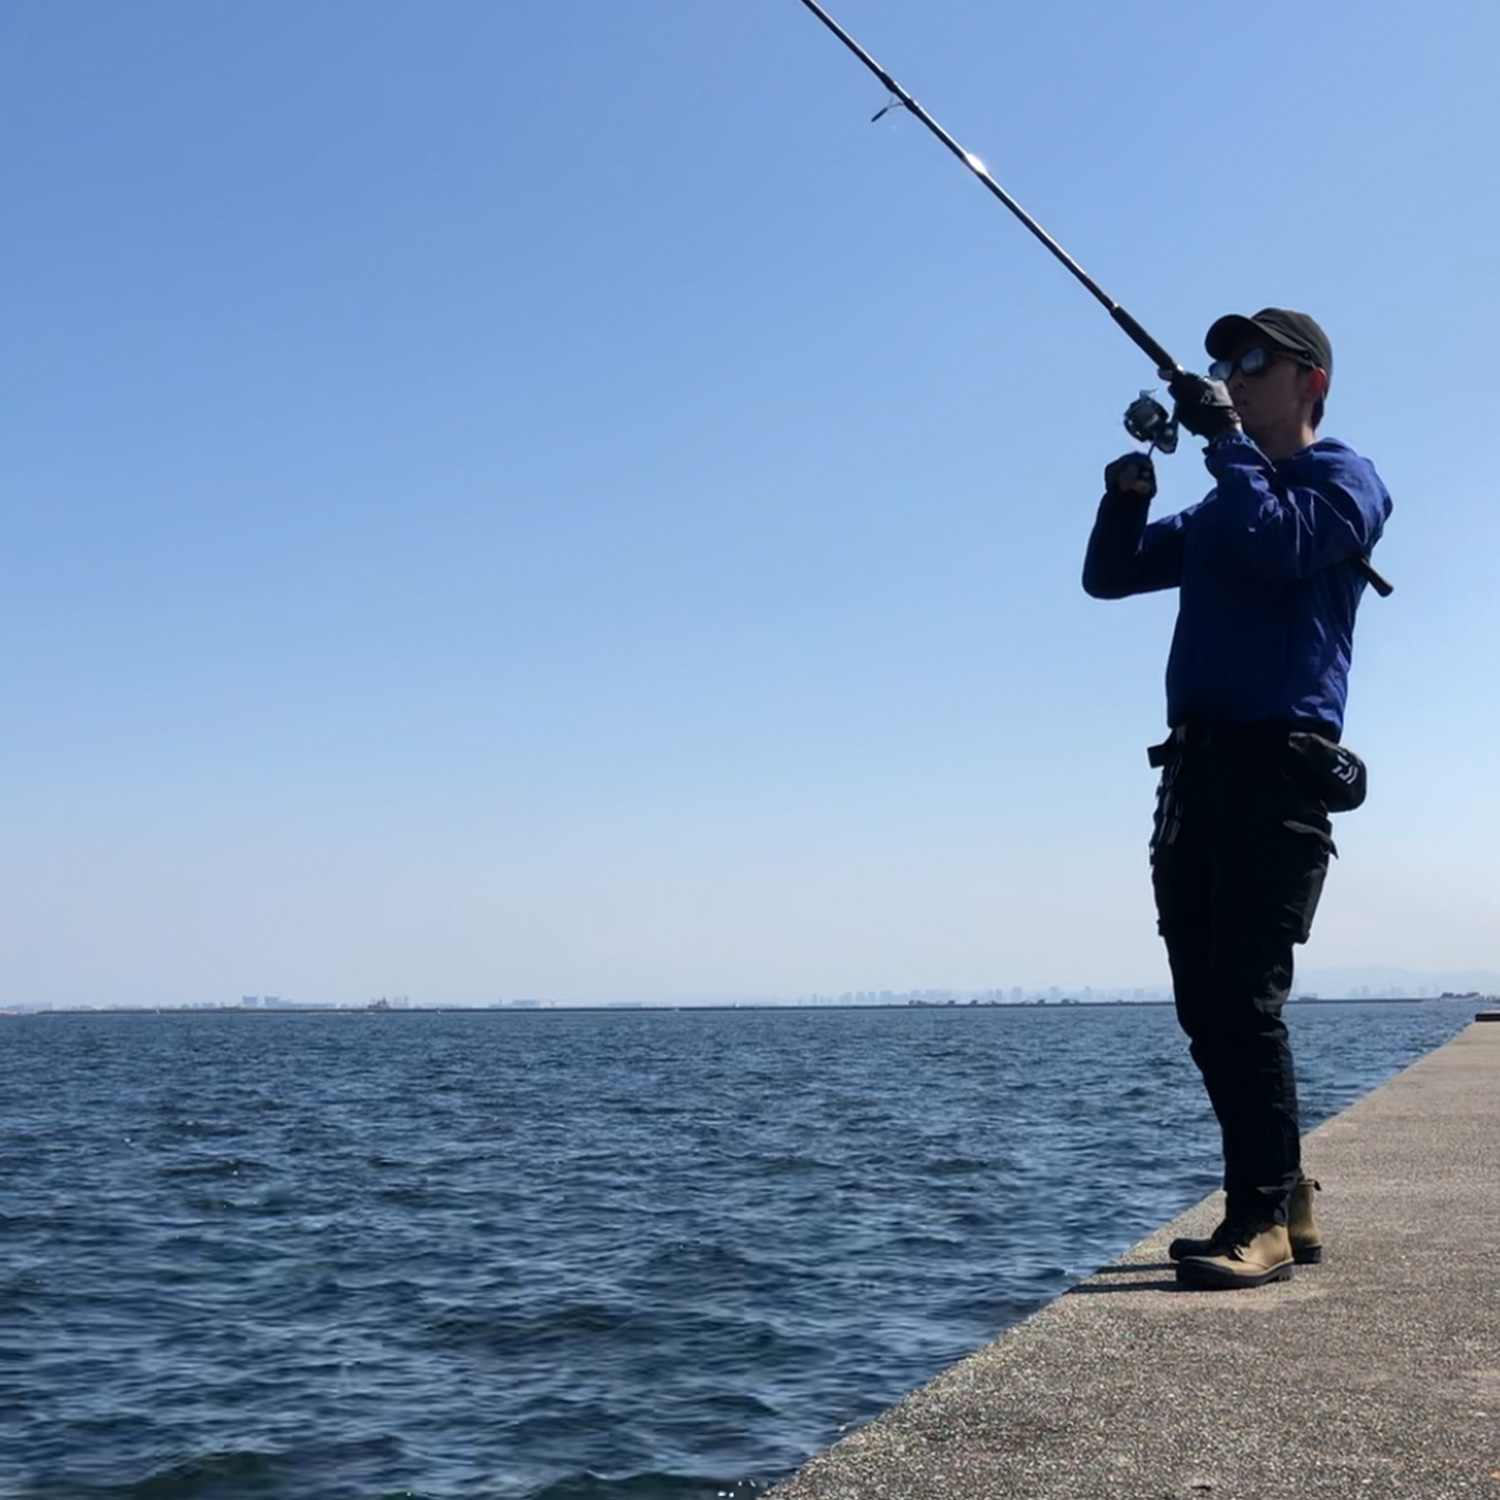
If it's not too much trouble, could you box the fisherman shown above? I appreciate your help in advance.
[1082,309,1392,1289]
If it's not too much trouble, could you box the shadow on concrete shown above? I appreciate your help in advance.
[1065,1265,1180,1294]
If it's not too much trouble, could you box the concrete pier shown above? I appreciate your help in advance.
[768,1022,1499,1500]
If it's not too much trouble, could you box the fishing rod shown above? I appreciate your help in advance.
[792,0,1394,597]
[794,0,1182,455]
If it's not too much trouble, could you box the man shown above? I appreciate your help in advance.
[1082,309,1392,1289]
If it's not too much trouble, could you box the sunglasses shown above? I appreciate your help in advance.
[1208,346,1314,382]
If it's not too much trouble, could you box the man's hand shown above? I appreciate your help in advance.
[1104,452,1157,500]
[1168,372,1239,441]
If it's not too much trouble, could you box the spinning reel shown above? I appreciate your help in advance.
[1123,390,1178,455]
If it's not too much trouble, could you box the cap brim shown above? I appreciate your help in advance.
[1205,314,1269,360]
[1205,313,1316,363]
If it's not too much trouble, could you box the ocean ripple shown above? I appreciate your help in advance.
[0,1001,1470,1500]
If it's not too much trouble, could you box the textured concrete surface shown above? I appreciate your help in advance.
[768,1022,1500,1500]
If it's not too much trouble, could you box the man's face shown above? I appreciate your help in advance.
[1222,338,1321,436]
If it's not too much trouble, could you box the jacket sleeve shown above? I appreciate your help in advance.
[1196,433,1384,582]
[1082,491,1186,599]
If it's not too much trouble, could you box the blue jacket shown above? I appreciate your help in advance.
[1082,433,1392,735]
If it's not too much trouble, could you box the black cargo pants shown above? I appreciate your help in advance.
[1149,723,1335,1226]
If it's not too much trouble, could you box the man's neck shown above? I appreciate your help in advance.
[1246,417,1319,462]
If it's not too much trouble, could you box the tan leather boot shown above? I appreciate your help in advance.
[1169,1176,1324,1264]
[1287,1175,1323,1264]
[1177,1222,1294,1289]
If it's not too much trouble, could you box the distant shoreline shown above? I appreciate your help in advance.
[4,996,1481,1018]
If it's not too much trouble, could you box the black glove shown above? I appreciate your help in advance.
[1104,452,1157,501]
[1168,371,1239,441]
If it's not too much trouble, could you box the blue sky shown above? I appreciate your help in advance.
[4,1,1497,1007]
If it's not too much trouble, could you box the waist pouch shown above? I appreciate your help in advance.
[1288,731,1368,813]
[1147,726,1369,814]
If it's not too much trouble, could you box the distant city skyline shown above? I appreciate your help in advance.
[5,965,1497,1016]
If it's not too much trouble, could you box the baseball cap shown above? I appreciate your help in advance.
[1204,308,1333,376]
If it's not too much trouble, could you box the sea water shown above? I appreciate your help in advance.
[0,1000,1472,1499]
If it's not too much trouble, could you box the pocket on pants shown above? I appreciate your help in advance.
[1278,820,1333,945]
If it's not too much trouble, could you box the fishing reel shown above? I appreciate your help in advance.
[1123,390,1178,455]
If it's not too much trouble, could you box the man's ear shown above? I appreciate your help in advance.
[1307,366,1330,401]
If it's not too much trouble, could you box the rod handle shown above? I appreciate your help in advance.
[1358,557,1394,597]
[1110,307,1181,376]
